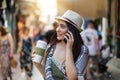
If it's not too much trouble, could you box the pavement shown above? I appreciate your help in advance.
[11,54,120,80]
[11,54,44,80]
[107,57,120,80]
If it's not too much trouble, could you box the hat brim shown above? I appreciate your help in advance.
[55,16,82,32]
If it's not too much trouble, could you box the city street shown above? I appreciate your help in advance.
[11,54,120,80]
[0,0,120,80]
[11,54,44,80]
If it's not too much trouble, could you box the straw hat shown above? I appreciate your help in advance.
[56,10,84,31]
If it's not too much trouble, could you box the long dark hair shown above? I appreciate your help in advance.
[48,21,84,62]
[66,22,84,62]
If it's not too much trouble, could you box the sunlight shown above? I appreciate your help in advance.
[37,0,57,23]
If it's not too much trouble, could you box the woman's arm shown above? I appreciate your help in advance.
[33,62,46,78]
[8,33,14,55]
[66,46,89,80]
[66,48,78,80]
[33,50,48,78]
[17,36,23,54]
[30,37,34,53]
[65,31,78,80]
[95,38,100,58]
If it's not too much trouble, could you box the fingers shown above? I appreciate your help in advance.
[64,36,68,41]
[31,50,36,58]
[65,31,74,41]
[32,50,36,54]
[31,54,35,58]
[68,31,74,41]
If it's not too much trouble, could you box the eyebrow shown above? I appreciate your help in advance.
[60,24,66,27]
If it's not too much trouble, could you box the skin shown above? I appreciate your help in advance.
[33,20,78,80]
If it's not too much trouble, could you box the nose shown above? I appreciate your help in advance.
[56,26,61,32]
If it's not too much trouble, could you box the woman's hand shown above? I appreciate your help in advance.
[31,50,35,59]
[31,50,46,78]
[64,31,74,50]
[9,53,13,59]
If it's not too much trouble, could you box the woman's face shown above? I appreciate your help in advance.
[56,20,68,41]
[24,29,29,35]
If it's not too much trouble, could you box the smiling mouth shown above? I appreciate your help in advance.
[57,33,62,37]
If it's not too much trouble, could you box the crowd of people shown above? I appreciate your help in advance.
[0,9,112,80]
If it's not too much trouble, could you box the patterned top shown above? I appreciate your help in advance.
[0,37,11,79]
[45,45,89,80]
[0,37,10,65]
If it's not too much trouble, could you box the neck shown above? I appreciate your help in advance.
[57,40,66,48]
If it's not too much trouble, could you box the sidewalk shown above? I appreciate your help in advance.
[12,54,120,80]
[11,54,44,80]
[107,57,120,80]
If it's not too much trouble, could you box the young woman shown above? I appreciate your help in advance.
[0,26,14,80]
[17,27,33,80]
[33,10,89,80]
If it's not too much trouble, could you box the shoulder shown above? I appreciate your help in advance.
[92,29,98,33]
[81,45,89,54]
[80,29,90,35]
[7,33,13,39]
[7,33,12,37]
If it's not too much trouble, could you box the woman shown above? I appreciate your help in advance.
[0,26,14,80]
[17,27,33,80]
[33,10,89,80]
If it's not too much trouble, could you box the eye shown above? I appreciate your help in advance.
[60,24,67,29]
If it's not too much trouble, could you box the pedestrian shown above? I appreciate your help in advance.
[81,20,100,80]
[0,26,13,80]
[33,10,89,80]
[33,26,45,45]
[44,22,58,44]
[17,27,33,80]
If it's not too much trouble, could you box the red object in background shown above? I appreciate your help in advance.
[116,32,120,36]
[8,53,13,59]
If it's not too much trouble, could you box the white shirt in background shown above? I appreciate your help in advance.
[81,28,98,56]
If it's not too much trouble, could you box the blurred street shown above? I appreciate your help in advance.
[10,54,120,80]
[107,57,120,80]
[0,0,120,80]
[11,54,44,80]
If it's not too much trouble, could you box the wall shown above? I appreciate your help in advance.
[57,0,107,19]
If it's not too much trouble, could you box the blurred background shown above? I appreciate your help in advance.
[0,0,120,80]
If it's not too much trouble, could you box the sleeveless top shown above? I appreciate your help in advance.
[0,36,10,67]
[22,37,32,54]
[45,45,89,80]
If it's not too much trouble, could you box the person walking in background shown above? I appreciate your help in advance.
[44,22,58,44]
[0,26,14,80]
[81,20,100,80]
[33,10,89,80]
[33,26,45,45]
[17,27,33,80]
